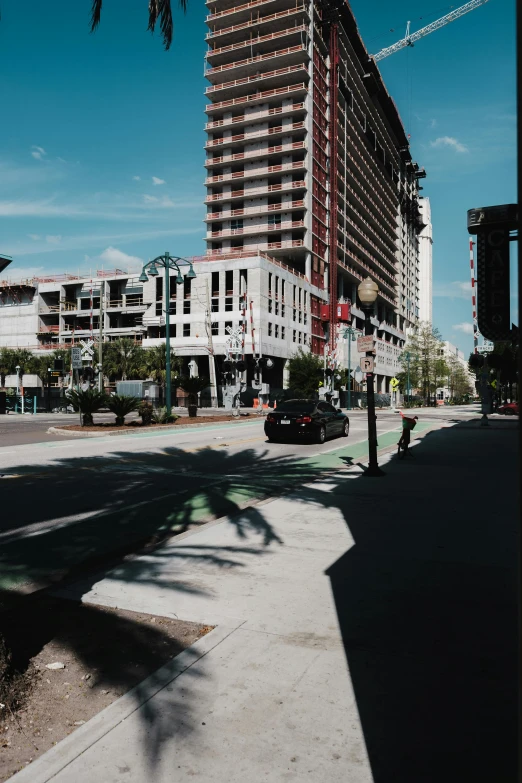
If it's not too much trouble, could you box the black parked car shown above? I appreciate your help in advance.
[264,399,349,444]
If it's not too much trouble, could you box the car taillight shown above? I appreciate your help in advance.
[296,415,312,424]
[266,414,276,423]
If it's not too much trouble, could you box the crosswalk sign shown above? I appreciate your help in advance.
[390,377,400,391]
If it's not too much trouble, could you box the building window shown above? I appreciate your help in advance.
[268,273,273,297]
[226,270,233,296]
[230,219,243,232]
[169,300,177,316]
[212,271,220,297]
[275,324,279,339]
[293,308,296,321]
[183,323,190,337]
[275,301,279,316]
[211,322,219,335]
[225,297,233,312]
[281,326,285,340]
[281,304,285,318]
[293,330,296,342]
[268,299,272,313]
[183,299,191,314]
[303,313,307,325]
[268,214,281,228]
[268,323,272,337]
[298,332,302,344]
[184,277,192,300]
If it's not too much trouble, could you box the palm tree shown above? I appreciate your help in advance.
[90,0,187,50]
[103,339,144,381]
[67,388,108,426]
[0,348,15,388]
[142,345,182,396]
[178,375,209,418]
[11,349,34,387]
[106,394,141,426]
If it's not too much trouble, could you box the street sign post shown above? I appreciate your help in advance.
[361,357,375,373]
[357,335,375,354]
[71,347,83,369]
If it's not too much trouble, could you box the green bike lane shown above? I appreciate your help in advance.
[0,420,436,591]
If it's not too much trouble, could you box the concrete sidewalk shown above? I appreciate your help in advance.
[11,419,518,783]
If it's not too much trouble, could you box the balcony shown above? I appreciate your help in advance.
[37,324,60,334]
[205,63,308,101]
[107,298,146,310]
[38,304,60,314]
[206,120,305,148]
[206,140,306,167]
[206,44,308,84]
[206,199,304,220]
[206,0,299,25]
[206,82,307,113]
[206,24,309,64]
[205,102,304,132]
[205,179,306,204]
[205,159,306,185]
[208,219,304,238]
[336,252,396,307]
[206,4,309,46]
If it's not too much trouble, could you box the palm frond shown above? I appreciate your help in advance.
[90,0,103,32]
[148,0,186,51]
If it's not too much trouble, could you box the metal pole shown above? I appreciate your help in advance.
[98,280,104,392]
[363,308,384,477]
[164,252,172,417]
[407,352,411,403]
[47,369,51,412]
[347,329,352,411]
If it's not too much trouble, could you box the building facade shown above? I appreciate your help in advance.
[203,0,425,390]
[418,196,433,323]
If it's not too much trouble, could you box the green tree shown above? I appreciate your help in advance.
[103,339,144,381]
[11,349,34,387]
[287,349,323,398]
[142,345,182,392]
[90,0,187,50]
[178,376,210,418]
[0,348,16,388]
[399,323,445,405]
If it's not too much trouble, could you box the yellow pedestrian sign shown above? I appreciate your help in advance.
[390,377,400,391]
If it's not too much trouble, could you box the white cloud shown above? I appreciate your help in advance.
[132,175,141,181]
[28,234,41,241]
[98,246,143,268]
[430,136,469,153]
[45,235,62,244]
[433,280,472,299]
[143,194,176,208]
[143,194,159,203]
[1,265,45,280]
[152,176,166,185]
[430,119,437,128]
[31,145,47,160]
[452,322,474,335]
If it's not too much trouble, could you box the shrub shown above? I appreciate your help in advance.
[138,400,153,425]
[152,406,179,425]
[106,394,140,426]
[67,388,108,426]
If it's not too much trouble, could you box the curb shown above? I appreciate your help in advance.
[47,417,262,438]
[7,622,243,783]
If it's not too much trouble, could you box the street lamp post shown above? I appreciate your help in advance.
[358,277,384,477]
[139,252,196,417]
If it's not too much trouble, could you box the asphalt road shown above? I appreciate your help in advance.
[0,405,483,592]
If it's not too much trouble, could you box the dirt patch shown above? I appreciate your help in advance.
[56,414,256,433]
[0,595,212,782]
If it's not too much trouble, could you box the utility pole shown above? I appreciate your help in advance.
[205,280,217,406]
[98,280,104,392]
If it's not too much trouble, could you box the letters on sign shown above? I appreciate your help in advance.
[476,226,511,341]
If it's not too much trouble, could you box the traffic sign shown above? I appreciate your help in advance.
[357,335,375,354]
[71,346,83,369]
[361,357,375,373]
[390,377,400,391]
[477,344,494,353]
[79,339,95,358]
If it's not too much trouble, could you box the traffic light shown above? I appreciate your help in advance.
[235,360,246,372]
[53,358,64,372]
[324,368,334,378]
[81,366,94,383]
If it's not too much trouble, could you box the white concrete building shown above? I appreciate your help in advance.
[436,340,473,401]
[418,197,433,323]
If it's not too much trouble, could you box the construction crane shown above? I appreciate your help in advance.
[372,0,489,62]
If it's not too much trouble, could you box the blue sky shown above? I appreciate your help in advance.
[0,0,516,355]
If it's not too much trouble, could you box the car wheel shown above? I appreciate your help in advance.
[342,420,349,438]
[267,436,279,443]
[316,425,326,444]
